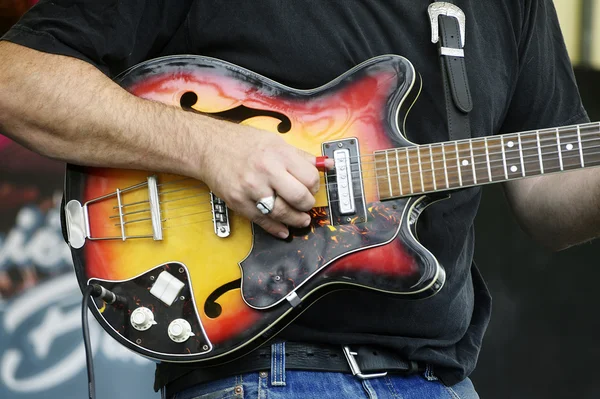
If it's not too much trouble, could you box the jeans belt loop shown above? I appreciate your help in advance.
[342,346,388,380]
[270,341,286,386]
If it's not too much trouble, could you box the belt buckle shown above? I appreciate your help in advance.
[342,346,388,380]
[428,2,466,57]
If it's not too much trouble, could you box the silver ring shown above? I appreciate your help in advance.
[256,194,277,215]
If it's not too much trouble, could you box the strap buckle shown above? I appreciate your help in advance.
[428,2,466,56]
[342,346,388,380]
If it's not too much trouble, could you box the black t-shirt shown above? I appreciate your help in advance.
[3,0,588,391]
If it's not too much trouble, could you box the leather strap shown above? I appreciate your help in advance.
[439,15,472,114]
[164,342,423,395]
[431,1,472,141]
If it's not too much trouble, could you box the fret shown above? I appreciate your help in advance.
[536,130,544,174]
[416,146,425,192]
[519,131,539,177]
[469,140,477,184]
[487,136,507,181]
[455,142,463,186]
[374,152,382,198]
[441,142,459,189]
[469,138,488,184]
[385,151,393,197]
[577,125,585,167]
[484,137,492,181]
[517,133,525,177]
[504,135,523,178]
[394,149,403,196]
[429,145,437,191]
[578,123,600,168]
[559,127,586,171]
[405,147,414,194]
[442,143,449,188]
[556,128,564,171]
[500,136,508,179]
[455,142,476,186]
[538,128,561,173]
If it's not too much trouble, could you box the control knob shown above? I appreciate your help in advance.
[168,319,194,343]
[130,307,156,331]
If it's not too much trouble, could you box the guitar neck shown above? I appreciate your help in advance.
[375,121,600,199]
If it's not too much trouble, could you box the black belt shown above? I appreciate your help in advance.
[165,342,424,396]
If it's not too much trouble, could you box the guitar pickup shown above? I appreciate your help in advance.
[322,138,367,226]
[333,149,356,215]
[211,193,230,238]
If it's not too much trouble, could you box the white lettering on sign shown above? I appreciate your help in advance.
[0,200,72,271]
[1,274,149,393]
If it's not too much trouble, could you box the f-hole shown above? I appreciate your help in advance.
[180,91,292,133]
[204,279,242,318]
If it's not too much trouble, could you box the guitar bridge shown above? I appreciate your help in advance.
[64,175,164,248]
[211,193,230,238]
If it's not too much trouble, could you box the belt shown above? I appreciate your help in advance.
[165,342,424,396]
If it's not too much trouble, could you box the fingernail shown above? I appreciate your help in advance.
[278,231,289,239]
[303,217,311,227]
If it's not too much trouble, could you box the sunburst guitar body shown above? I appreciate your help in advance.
[62,54,447,364]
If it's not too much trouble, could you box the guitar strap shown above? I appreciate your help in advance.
[428,1,473,141]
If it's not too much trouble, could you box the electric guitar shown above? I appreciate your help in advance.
[63,54,600,364]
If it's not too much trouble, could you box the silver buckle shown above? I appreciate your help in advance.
[428,2,466,48]
[342,346,388,380]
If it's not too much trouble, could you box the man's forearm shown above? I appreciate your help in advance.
[0,41,215,178]
[0,41,325,238]
[503,168,600,251]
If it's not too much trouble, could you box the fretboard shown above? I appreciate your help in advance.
[374,122,600,200]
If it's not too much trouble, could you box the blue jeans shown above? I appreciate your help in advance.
[169,344,479,399]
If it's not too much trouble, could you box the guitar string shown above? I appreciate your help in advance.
[111,199,214,220]
[321,129,600,173]
[112,135,600,215]
[106,150,600,230]
[331,137,600,181]
[108,124,600,211]
[157,177,193,187]
[156,143,600,231]
[319,123,600,164]
[109,188,208,217]
[325,136,600,180]
[114,125,600,210]
[112,178,202,210]
[107,141,600,228]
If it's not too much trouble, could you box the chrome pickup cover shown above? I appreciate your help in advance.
[322,138,367,226]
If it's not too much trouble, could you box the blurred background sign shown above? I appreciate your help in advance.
[0,109,160,398]
[1,1,600,398]
[0,3,160,398]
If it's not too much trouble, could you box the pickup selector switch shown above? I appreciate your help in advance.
[130,307,156,331]
[168,319,194,343]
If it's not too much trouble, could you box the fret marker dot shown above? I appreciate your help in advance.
[507,141,515,148]
[462,160,469,166]
[566,143,574,151]
[510,165,518,173]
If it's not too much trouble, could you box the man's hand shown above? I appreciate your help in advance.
[197,124,328,238]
